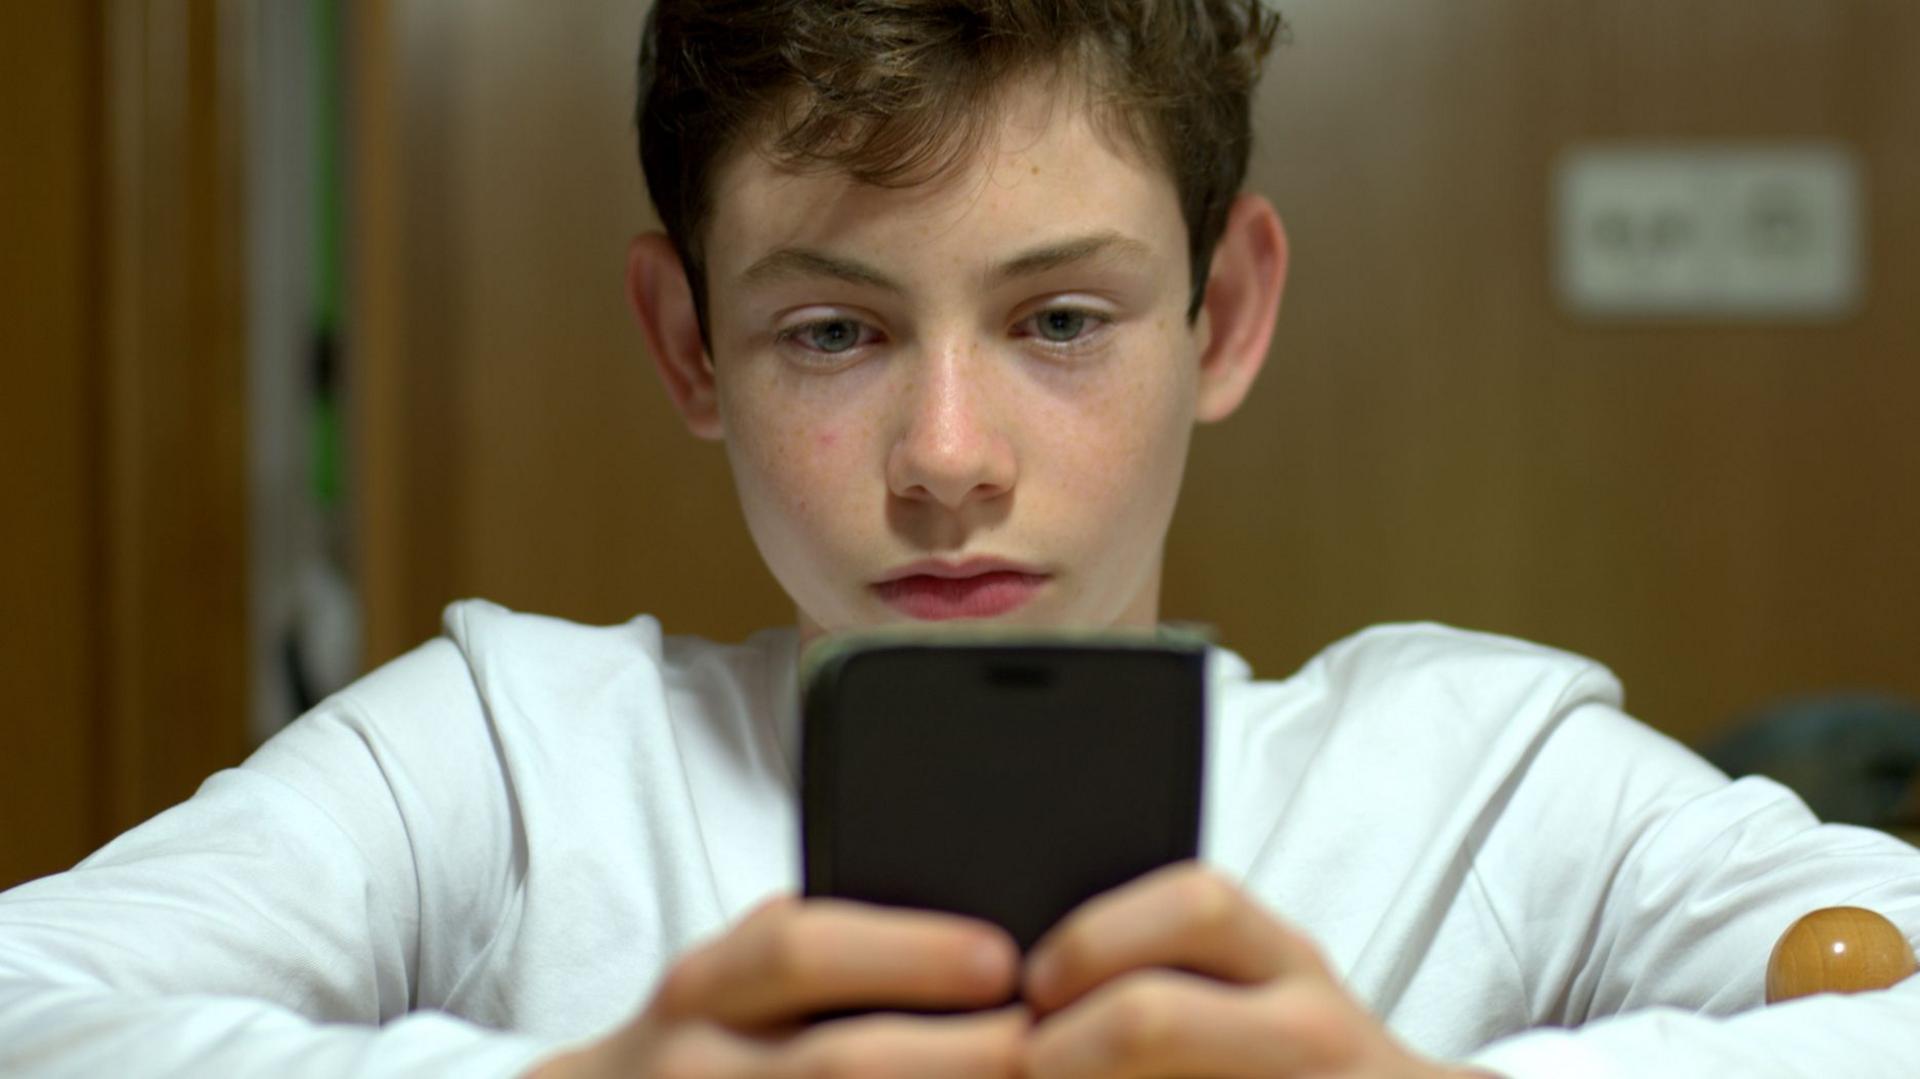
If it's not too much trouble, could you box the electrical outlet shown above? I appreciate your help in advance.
[1554,144,1865,320]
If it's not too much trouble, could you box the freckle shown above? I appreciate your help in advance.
[1030,165,1039,175]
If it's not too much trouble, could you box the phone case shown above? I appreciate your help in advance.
[802,630,1207,953]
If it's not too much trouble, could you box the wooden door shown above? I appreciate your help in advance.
[0,0,249,889]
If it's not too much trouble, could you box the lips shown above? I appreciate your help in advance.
[871,561,1049,620]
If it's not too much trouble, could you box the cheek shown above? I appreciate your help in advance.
[738,426,820,512]
[1043,363,1194,508]
[719,357,895,534]
[726,401,865,541]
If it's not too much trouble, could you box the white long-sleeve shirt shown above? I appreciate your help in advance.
[2,599,1917,1076]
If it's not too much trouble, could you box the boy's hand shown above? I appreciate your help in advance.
[530,895,1026,1079]
[1021,862,1489,1079]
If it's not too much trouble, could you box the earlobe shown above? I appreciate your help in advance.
[626,232,724,440]
[1194,195,1289,424]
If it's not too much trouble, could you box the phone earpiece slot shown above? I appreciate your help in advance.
[986,664,1054,689]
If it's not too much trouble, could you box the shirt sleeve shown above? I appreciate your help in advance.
[1462,696,1920,1077]
[0,641,564,1078]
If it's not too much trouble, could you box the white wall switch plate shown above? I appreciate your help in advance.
[1554,143,1866,320]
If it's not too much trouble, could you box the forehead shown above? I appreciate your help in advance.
[702,82,1185,291]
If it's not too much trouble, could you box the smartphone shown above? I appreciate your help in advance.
[801,630,1208,953]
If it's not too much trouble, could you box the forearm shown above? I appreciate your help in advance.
[0,979,555,1077]
[0,671,530,1076]
[1465,976,1920,1078]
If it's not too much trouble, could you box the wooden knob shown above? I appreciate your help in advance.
[1766,906,1918,1004]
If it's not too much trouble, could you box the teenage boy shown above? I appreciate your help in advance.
[3,2,1919,1076]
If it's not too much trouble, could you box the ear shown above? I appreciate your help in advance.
[1193,194,1288,424]
[626,232,723,440]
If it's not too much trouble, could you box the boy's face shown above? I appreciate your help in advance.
[695,80,1232,644]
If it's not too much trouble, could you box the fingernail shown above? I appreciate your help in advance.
[976,936,1015,981]
[1025,951,1056,1000]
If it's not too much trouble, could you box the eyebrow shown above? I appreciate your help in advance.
[990,232,1152,283]
[735,231,1153,293]
[739,248,900,292]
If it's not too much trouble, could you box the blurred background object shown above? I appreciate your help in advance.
[248,0,359,742]
[3,0,1917,889]
[1705,694,1920,843]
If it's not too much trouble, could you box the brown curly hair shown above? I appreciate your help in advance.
[636,0,1285,344]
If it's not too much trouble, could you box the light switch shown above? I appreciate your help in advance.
[1554,143,1865,320]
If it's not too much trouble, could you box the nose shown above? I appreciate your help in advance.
[885,340,1016,510]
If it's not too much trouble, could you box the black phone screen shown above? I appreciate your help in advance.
[802,638,1206,952]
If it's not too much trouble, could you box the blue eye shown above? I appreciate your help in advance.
[1022,307,1107,349]
[1035,310,1089,342]
[801,318,864,353]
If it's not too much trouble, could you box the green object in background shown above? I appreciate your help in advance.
[309,352,340,508]
[285,0,356,719]
[309,0,342,511]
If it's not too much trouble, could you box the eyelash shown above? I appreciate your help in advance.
[1013,308,1111,353]
[774,307,1112,362]
[774,318,882,360]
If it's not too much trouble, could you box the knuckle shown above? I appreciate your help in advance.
[1107,979,1179,1059]
[1045,926,1096,987]
[1294,932,1332,970]
[788,1037,870,1079]
[1271,919,1333,977]
[650,1031,723,1079]
[983,1020,1025,1074]
[653,952,711,1019]
[1173,867,1239,935]
[1265,985,1361,1060]
[766,916,826,987]
[747,893,801,926]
